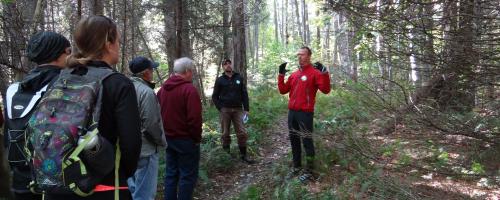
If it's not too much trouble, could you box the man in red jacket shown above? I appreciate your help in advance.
[157,57,202,200]
[278,46,331,183]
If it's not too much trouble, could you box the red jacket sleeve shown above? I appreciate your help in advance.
[278,74,291,94]
[316,72,331,94]
[186,85,202,143]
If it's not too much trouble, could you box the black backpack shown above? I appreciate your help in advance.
[4,76,53,192]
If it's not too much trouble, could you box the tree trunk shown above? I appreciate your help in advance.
[315,9,320,50]
[324,20,331,61]
[273,0,279,42]
[349,25,358,82]
[253,0,260,69]
[89,0,104,15]
[284,0,288,45]
[77,0,82,20]
[332,14,339,66]
[175,0,183,58]
[232,0,247,84]
[130,0,137,58]
[222,0,231,60]
[293,0,303,43]
[164,0,177,74]
[2,1,38,81]
[421,2,436,87]
[31,0,45,34]
[120,0,128,72]
[301,0,309,45]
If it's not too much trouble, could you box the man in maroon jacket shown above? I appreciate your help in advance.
[157,57,202,200]
[278,46,331,183]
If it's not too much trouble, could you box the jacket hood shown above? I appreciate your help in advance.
[20,65,61,92]
[162,75,191,91]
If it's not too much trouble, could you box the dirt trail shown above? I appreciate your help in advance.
[195,116,290,200]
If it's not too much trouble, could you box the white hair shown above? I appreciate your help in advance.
[173,57,194,74]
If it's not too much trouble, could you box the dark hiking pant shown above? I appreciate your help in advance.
[288,110,315,171]
[220,107,248,148]
[164,138,200,200]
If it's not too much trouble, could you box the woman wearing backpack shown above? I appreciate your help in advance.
[3,31,71,200]
[44,15,142,200]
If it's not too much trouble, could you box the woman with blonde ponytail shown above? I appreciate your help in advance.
[46,15,141,200]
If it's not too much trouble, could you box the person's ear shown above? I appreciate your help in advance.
[65,47,72,55]
[105,41,111,52]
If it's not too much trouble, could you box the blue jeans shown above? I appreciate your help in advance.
[127,153,159,200]
[164,138,200,200]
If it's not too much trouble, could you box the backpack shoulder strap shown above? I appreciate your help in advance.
[85,67,117,129]
[5,82,49,120]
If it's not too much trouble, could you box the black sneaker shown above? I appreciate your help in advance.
[298,171,314,184]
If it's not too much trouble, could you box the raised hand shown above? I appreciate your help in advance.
[279,62,289,75]
[313,62,327,73]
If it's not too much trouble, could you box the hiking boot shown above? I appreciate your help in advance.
[239,146,255,164]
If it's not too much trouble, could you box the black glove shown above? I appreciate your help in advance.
[279,62,289,75]
[313,62,327,73]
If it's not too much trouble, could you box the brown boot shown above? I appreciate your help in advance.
[239,146,255,164]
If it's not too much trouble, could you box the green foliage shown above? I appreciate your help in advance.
[314,84,379,133]
[251,40,299,83]
[273,179,312,200]
[471,161,485,175]
[236,185,264,200]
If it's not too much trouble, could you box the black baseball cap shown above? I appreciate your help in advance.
[128,56,159,74]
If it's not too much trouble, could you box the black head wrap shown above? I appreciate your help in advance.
[26,31,70,64]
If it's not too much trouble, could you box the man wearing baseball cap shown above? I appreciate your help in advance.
[127,56,167,200]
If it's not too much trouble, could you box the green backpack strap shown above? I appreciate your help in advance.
[65,128,98,197]
[115,139,121,200]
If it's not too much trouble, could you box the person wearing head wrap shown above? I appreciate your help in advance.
[26,31,71,65]
[3,31,70,200]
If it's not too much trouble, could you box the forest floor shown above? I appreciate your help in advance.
[365,122,500,200]
[194,116,290,200]
[159,114,499,199]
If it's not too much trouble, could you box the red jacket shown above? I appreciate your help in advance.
[278,64,331,112]
[157,75,202,143]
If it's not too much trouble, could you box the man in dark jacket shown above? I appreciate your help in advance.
[157,57,202,200]
[277,47,331,183]
[3,31,71,200]
[127,56,167,200]
[212,59,254,164]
